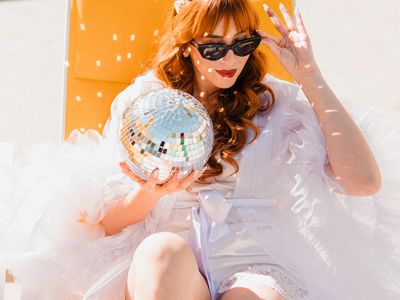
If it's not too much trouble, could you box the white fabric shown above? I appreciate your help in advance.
[217,265,309,300]
[190,75,400,299]
[0,70,399,299]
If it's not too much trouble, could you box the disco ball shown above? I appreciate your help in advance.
[118,88,214,184]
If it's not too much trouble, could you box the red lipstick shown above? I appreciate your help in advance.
[216,69,237,78]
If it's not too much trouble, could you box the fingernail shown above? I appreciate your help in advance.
[263,3,269,11]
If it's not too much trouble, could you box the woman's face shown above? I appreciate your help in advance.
[188,17,251,92]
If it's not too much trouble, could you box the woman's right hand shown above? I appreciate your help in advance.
[119,161,206,198]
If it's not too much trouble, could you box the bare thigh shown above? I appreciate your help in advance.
[219,283,289,300]
[125,232,211,300]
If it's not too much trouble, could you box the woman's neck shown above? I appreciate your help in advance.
[192,69,219,99]
[192,73,221,116]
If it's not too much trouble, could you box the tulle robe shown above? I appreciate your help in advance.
[0,70,399,299]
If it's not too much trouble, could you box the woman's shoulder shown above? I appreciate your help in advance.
[108,70,166,121]
[115,70,167,98]
[262,73,301,95]
[260,73,309,109]
[253,73,312,128]
[256,74,295,113]
[131,69,168,89]
[112,70,167,105]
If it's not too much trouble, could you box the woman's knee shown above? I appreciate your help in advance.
[133,231,194,265]
[127,232,208,299]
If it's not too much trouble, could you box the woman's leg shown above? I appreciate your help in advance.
[125,231,212,300]
[219,284,288,300]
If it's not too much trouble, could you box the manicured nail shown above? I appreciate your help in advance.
[263,3,269,11]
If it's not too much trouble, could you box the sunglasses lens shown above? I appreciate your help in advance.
[195,36,261,61]
[202,45,226,60]
[234,39,261,56]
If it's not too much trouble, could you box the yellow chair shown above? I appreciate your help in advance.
[63,0,295,140]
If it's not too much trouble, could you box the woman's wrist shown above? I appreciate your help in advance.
[294,66,324,92]
[135,187,165,202]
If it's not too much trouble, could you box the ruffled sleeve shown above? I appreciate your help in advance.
[268,75,346,213]
[102,70,167,151]
[96,70,172,231]
[233,73,344,200]
[232,74,400,299]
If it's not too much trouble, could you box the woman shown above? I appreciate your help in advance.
[0,0,399,299]
[108,0,399,299]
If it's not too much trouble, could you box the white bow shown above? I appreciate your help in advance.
[197,190,233,242]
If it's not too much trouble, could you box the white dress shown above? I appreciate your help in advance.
[0,70,399,300]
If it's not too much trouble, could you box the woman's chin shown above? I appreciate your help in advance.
[214,79,236,89]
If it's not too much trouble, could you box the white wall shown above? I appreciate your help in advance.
[298,0,400,120]
[0,0,399,164]
[0,0,67,164]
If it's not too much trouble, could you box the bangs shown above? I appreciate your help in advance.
[191,0,259,38]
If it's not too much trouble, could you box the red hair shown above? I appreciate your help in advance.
[150,0,276,182]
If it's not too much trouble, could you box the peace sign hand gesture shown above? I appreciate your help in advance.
[257,3,320,83]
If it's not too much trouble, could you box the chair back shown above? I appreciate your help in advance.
[63,0,294,139]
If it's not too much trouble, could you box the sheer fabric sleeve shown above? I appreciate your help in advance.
[234,74,344,200]
[102,71,167,149]
[231,74,400,299]
[45,71,168,231]
[96,71,169,227]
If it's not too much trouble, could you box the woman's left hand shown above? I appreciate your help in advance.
[257,3,320,82]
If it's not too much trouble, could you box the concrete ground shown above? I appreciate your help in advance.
[0,0,399,164]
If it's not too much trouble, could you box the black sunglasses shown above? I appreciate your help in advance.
[189,31,262,61]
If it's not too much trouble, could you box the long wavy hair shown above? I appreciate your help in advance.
[150,0,276,182]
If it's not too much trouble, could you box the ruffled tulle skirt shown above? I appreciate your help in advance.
[0,129,175,299]
[0,101,399,300]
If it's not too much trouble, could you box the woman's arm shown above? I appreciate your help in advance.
[298,69,382,196]
[100,188,162,236]
[257,5,381,196]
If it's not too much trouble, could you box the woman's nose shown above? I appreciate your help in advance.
[219,48,236,63]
